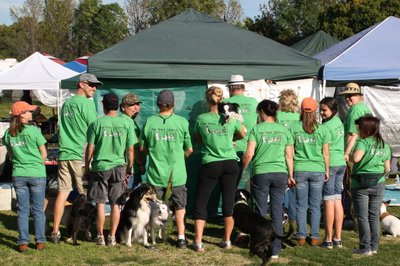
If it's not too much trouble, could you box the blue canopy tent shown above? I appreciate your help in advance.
[315,16,400,87]
[63,61,87,73]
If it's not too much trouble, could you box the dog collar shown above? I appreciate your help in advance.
[380,212,390,221]
[235,200,248,206]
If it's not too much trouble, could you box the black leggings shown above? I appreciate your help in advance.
[193,160,239,220]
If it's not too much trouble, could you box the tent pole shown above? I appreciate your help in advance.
[322,80,326,98]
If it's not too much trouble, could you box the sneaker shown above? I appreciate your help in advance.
[218,240,232,249]
[352,248,372,256]
[320,241,333,249]
[297,238,306,246]
[176,239,188,249]
[372,250,378,255]
[271,255,279,259]
[333,239,343,248]
[107,235,116,246]
[35,242,45,250]
[311,239,320,246]
[50,231,61,244]
[191,242,204,252]
[96,235,106,246]
[17,243,28,253]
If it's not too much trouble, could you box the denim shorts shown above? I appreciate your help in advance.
[323,166,346,200]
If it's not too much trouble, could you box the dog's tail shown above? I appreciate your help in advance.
[272,222,294,240]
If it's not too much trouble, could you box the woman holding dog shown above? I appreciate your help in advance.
[350,116,390,255]
[291,97,330,246]
[193,86,246,252]
[2,101,47,252]
[242,99,294,258]
[319,97,346,249]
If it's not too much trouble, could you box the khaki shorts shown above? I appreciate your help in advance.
[151,185,187,210]
[57,160,84,194]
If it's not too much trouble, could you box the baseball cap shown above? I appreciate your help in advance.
[79,73,103,86]
[11,101,37,116]
[121,93,142,106]
[157,90,174,106]
[339,82,362,95]
[102,93,119,110]
[301,97,317,113]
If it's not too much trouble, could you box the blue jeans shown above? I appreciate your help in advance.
[295,171,324,239]
[351,183,385,252]
[283,187,297,221]
[323,166,346,200]
[251,172,287,255]
[13,176,46,245]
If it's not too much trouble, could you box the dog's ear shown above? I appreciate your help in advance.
[384,200,391,205]
[239,191,247,201]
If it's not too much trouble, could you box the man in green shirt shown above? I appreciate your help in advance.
[120,93,146,189]
[51,73,102,243]
[225,74,258,187]
[339,82,371,162]
[141,90,193,249]
[86,93,136,246]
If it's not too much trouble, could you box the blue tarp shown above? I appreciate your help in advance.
[63,61,87,73]
[314,16,400,82]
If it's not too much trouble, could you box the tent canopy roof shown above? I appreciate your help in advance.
[291,30,338,56]
[89,9,320,81]
[0,52,78,90]
[315,16,400,82]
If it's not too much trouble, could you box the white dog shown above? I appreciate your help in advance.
[380,200,400,237]
[148,200,169,246]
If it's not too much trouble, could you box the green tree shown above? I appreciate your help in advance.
[223,0,244,26]
[0,25,18,59]
[39,0,75,60]
[125,0,152,35]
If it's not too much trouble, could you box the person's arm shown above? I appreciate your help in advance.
[345,133,358,162]
[351,149,365,163]
[384,159,391,176]
[285,145,295,187]
[39,145,47,163]
[242,140,256,172]
[85,144,95,176]
[184,147,193,158]
[5,147,13,160]
[323,143,330,181]
[134,147,146,174]
[126,145,134,173]
[234,124,246,140]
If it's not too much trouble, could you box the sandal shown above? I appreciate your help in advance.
[191,242,204,252]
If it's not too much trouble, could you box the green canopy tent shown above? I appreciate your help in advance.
[63,9,320,216]
[291,30,339,57]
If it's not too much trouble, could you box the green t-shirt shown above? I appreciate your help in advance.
[344,102,371,136]
[87,115,137,172]
[194,112,242,164]
[351,137,391,188]
[225,94,258,152]
[141,113,192,187]
[323,116,346,167]
[58,95,98,160]
[276,111,300,130]
[2,125,46,178]
[120,113,142,174]
[291,121,330,172]
[248,122,294,175]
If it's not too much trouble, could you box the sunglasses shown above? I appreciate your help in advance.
[83,81,98,88]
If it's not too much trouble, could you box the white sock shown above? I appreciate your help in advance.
[178,235,185,240]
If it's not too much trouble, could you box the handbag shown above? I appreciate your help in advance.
[353,173,383,188]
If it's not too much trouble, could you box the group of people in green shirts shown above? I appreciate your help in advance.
[2,73,391,259]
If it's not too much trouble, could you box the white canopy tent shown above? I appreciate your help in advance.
[0,52,79,109]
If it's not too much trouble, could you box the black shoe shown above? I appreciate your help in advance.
[176,239,188,249]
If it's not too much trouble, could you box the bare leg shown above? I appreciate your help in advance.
[96,203,105,236]
[52,191,69,234]
[109,204,120,237]
[324,200,334,241]
[175,208,186,236]
[223,216,234,242]
[194,219,205,244]
[333,199,344,240]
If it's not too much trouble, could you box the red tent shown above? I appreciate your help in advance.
[42,52,65,65]
[75,53,93,65]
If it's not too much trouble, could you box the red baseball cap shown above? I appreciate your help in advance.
[301,97,317,113]
[11,101,37,116]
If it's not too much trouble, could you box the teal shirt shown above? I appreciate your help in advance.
[194,112,241,164]
[2,125,46,178]
[225,94,258,152]
[87,115,137,172]
[59,95,98,160]
[248,122,294,175]
[141,114,192,187]
[323,116,346,167]
[351,137,391,188]
[291,121,330,172]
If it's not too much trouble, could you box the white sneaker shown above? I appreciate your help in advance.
[107,235,116,246]
[218,240,232,249]
[96,235,105,246]
[352,248,372,256]
[271,255,279,259]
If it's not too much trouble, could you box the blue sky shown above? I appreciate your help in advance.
[0,0,265,26]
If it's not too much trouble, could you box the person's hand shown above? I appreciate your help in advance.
[344,153,350,162]
[288,177,296,188]
[324,172,329,182]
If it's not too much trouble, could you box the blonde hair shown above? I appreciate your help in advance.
[206,86,223,105]
[279,89,299,113]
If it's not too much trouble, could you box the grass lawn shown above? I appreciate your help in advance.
[1,201,400,266]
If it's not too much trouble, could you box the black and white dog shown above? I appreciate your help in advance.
[380,200,400,237]
[148,200,169,246]
[217,102,243,123]
[233,189,294,266]
[116,183,157,247]
[67,194,97,245]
